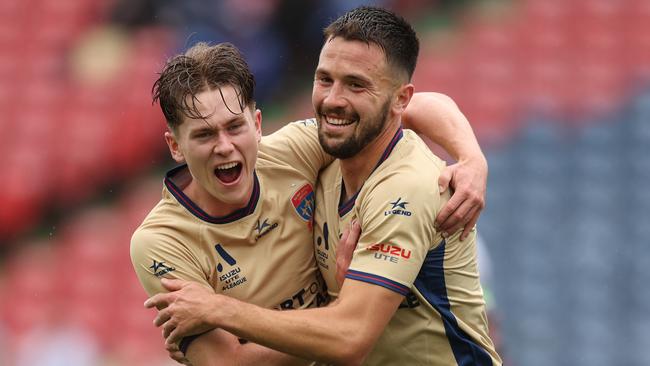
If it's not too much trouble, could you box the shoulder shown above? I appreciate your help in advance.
[130,221,175,260]
[130,199,194,257]
[359,134,447,215]
[372,132,445,190]
[397,130,447,175]
[260,118,318,150]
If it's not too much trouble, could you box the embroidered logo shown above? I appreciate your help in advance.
[291,183,314,229]
[384,197,412,216]
[254,218,278,240]
[150,260,176,277]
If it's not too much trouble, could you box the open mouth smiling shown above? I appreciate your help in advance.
[214,162,242,184]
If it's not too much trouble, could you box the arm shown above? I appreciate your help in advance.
[149,278,402,366]
[402,92,484,162]
[184,329,311,366]
[132,231,301,365]
[402,92,488,239]
[260,119,334,176]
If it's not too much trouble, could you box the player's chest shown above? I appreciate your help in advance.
[199,198,315,303]
[313,187,357,290]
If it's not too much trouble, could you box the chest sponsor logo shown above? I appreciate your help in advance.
[385,197,412,216]
[254,218,278,240]
[315,222,330,269]
[274,274,330,310]
[150,260,176,277]
[367,243,412,263]
[291,183,314,229]
[215,244,248,291]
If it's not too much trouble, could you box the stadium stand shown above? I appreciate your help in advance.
[0,0,170,240]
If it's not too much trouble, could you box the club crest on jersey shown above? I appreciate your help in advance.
[150,260,176,277]
[291,183,314,229]
[215,244,248,291]
[385,197,412,216]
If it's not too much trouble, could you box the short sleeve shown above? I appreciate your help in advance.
[130,228,210,297]
[346,171,442,295]
[259,119,334,181]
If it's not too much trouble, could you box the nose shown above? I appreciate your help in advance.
[321,82,347,110]
[213,133,235,156]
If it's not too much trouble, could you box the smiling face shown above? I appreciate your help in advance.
[165,85,261,216]
[312,37,403,159]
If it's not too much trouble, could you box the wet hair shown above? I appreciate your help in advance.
[152,42,255,130]
[323,6,419,81]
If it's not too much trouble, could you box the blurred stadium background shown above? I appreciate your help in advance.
[1,0,648,364]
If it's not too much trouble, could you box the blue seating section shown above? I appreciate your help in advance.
[480,89,650,366]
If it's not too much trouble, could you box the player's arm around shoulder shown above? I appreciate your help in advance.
[259,119,334,177]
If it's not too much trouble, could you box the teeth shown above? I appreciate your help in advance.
[327,117,353,126]
[216,162,238,170]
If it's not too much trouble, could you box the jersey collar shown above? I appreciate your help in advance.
[338,127,403,217]
[164,164,260,224]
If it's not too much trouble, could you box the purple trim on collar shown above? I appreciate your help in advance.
[164,165,260,224]
[338,128,403,216]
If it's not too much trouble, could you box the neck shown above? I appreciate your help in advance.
[340,120,400,201]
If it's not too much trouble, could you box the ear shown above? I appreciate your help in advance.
[254,109,262,143]
[392,83,414,115]
[164,130,185,163]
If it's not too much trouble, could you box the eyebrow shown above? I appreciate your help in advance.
[190,113,246,132]
[189,125,214,135]
[344,74,371,86]
[315,68,372,85]
[224,115,246,126]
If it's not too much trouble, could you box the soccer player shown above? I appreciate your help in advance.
[145,6,501,366]
[133,40,488,364]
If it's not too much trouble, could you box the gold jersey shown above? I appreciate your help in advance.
[131,119,330,352]
[314,128,502,365]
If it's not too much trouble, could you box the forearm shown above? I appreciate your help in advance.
[187,329,310,366]
[403,92,485,162]
[236,343,311,366]
[156,280,401,365]
[214,296,364,365]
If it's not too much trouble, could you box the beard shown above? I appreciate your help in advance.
[316,99,391,159]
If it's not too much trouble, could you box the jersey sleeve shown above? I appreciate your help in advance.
[259,119,334,181]
[346,171,443,296]
[130,228,210,297]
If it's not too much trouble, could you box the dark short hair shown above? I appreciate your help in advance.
[152,42,255,130]
[324,6,419,81]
